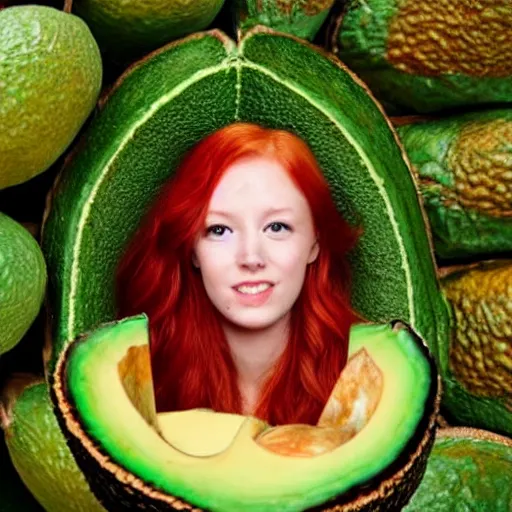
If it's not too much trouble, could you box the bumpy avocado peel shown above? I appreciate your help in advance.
[0,375,105,511]
[405,428,512,512]
[396,109,512,260]
[41,26,449,378]
[327,0,512,113]
[0,213,47,356]
[0,4,102,189]
[234,0,335,41]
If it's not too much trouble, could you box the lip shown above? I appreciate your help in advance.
[232,282,274,307]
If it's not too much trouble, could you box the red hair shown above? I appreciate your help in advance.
[116,122,362,426]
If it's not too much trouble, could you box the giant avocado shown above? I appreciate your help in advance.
[326,0,512,113]
[41,26,450,378]
[51,315,440,511]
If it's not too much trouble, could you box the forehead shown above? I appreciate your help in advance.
[208,156,307,211]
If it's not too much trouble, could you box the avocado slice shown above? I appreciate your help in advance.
[405,427,512,512]
[51,315,440,511]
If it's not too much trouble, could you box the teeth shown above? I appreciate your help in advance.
[236,283,271,295]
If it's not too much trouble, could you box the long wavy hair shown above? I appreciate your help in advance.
[116,122,362,426]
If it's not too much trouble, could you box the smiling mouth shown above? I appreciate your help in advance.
[233,283,274,295]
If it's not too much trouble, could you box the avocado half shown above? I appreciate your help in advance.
[51,315,440,511]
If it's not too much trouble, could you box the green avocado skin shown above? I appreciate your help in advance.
[234,0,334,41]
[4,381,105,512]
[0,432,43,512]
[329,0,512,113]
[0,5,102,189]
[41,28,449,381]
[396,109,512,261]
[72,0,226,63]
[405,434,512,512]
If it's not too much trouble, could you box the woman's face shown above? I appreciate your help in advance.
[193,156,319,331]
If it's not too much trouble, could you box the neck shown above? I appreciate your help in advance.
[223,313,290,390]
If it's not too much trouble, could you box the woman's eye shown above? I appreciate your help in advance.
[206,225,230,237]
[266,222,291,234]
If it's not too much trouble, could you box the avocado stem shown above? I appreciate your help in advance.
[64,0,73,14]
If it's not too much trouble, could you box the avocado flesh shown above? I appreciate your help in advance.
[56,316,435,511]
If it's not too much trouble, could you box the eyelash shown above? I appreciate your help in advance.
[206,222,292,237]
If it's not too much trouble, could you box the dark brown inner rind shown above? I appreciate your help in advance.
[50,319,440,512]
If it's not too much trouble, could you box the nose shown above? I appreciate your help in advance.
[237,232,266,271]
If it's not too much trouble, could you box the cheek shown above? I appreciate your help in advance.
[273,245,309,274]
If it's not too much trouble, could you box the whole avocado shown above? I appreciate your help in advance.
[0,5,102,189]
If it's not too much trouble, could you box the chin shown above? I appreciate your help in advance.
[225,310,286,331]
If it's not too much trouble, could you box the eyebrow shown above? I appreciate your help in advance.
[207,207,294,219]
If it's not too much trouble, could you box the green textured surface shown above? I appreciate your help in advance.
[3,379,105,512]
[0,431,42,512]
[330,0,512,113]
[0,5,102,189]
[41,28,449,379]
[72,0,225,63]
[234,0,334,41]
[405,430,512,512]
[438,261,512,436]
[0,213,47,356]
[57,317,435,511]
[397,109,512,260]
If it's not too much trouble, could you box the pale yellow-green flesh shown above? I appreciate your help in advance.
[157,410,247,457]
[68,320,431,511]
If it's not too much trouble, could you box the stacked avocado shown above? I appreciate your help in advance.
[0,0,510,511]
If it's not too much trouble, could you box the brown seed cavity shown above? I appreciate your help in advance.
[256,349,384,457]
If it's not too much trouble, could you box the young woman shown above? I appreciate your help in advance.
[116,122,362,426]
